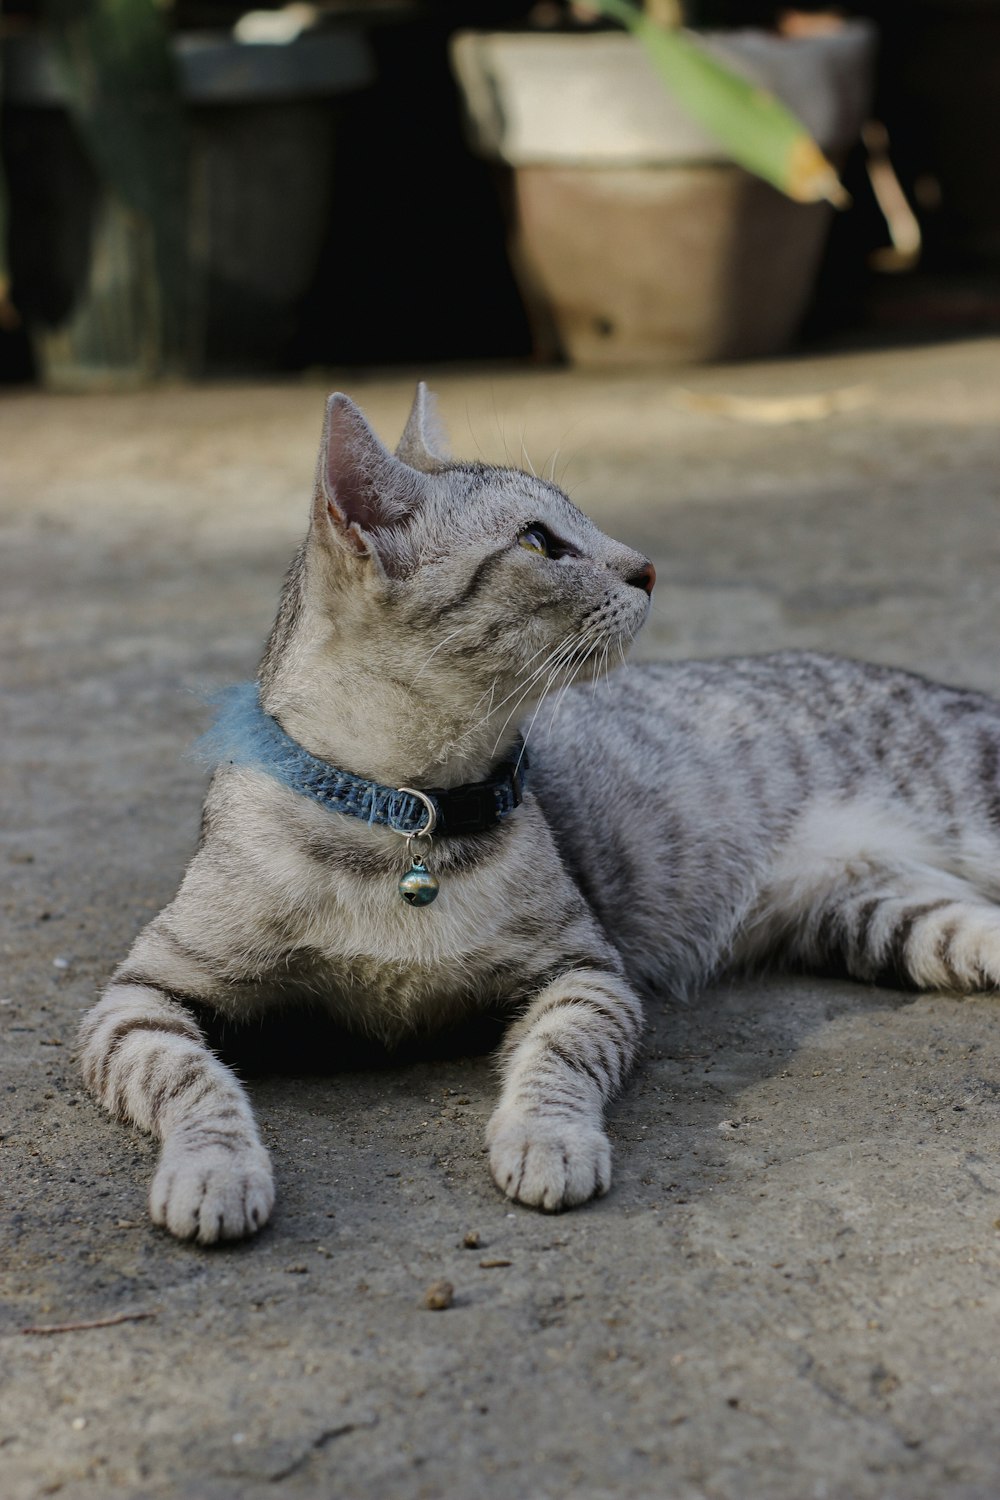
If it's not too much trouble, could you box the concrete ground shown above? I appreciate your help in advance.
[4,338,1000,1500]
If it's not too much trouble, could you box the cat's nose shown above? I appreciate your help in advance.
[626,560,656,595]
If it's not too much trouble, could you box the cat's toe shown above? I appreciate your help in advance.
[149,1136,275,1244]
[487,1111,611,1211]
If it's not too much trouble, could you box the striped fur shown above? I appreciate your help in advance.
[80,387,1000,1242]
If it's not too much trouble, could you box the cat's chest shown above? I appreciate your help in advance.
[292,867,531,1034]
[304,858,522,968]
[289,797,535,936]
[241,786,576,1032]
[284,812,548,997]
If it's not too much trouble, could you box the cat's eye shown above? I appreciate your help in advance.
[519,526,550,557]
[518,523,578,562]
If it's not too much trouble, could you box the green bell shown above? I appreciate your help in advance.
[398,860,439,907]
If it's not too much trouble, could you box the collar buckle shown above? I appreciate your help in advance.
[395,786,438,838]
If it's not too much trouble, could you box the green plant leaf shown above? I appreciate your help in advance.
[590,0,847,205]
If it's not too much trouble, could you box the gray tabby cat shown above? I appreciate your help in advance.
[80,386,1000,1243]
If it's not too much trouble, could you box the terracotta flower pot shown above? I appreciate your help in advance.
[450,25,876,365]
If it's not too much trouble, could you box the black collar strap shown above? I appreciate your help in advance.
[193,682,528,837]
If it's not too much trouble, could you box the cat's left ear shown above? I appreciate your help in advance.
[396,382,450,473]
[314,393,427,566]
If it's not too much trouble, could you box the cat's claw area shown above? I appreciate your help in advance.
[149,1135,275,1244]
[486,1109,612,1211]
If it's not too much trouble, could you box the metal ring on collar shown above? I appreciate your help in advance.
[396,787,438,839]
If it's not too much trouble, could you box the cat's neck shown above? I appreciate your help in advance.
[262,671,523,790]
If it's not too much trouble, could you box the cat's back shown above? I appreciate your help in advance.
[525,651,1000,989]
[526,653,827,914]
[529,651,841,808]
[534,650,1000,796]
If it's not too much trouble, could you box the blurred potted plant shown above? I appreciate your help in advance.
[450,1,876,364]
[0,0,376,387]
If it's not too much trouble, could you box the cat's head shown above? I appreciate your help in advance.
[260,387,654,783]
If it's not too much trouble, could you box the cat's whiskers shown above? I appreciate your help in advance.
[541,647,594,743]
[545,626,607,735]
[465,686,502,738]
[518,639,590,768]
[463,402,488,464]
[452,633,578,767]
[561,623,624,727]
[411,627,467,685]
[564,641,601,705]
[491,637,584,758]
[587,639,606,699]
[504,623,598,754]
[416,612,626,777]
[470,633,584,731]
[546,418,579,487]
[489,393,512,469]
[591,639,612,699]
[458,645,560,738]
[453,676,503,760]
[552,621,615,711]
[514,635,573,679]
[486,631,589,760]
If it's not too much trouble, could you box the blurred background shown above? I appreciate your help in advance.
[1,0,998,388]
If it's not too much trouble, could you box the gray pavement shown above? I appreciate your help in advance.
[4,340,1000,1500]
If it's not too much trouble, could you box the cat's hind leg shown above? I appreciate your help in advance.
[745,848,1000,993]
[78,977,274,1244]
[818,879,1000,991]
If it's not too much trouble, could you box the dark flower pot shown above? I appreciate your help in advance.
[1,26,374,387]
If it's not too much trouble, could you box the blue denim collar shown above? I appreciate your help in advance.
[191,682,527,838]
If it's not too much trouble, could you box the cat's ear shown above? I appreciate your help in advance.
[395,382,450,473]
[314,393,427,562]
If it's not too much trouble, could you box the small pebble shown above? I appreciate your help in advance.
[462,1231,480,1250]
[71,1418,86,1431]
[479,1258,512,1269]
[424,1280,454,1311]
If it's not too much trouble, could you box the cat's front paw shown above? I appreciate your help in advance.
[149,1131,275,1245]
[486,1107,611,1211]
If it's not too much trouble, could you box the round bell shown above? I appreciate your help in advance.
[399,861,439,907]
